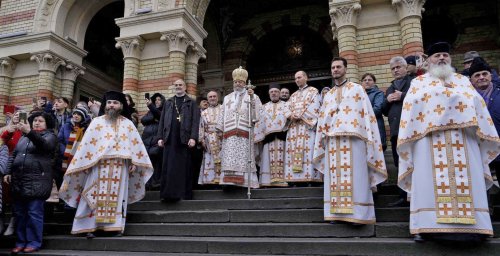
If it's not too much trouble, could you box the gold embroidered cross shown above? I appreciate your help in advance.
[90,138,98,146]
[341,197,352,207]
[132,138,139,146]
[452,140,464,151]
[434,161,447,172]
[351,119,359,128]
[442,89,452,97]
[339,145,350,154]
[454,161,467,172]
[439,204,452,215]
[457,182,469,193]
[459,204,471,216]
[416,112,426,122]
[136,151,144,159]
[434,105,445,115]
[95,124,104,131]
[353,93,361,102]
[403,102,412,111]
[340,163,350,172]
[120,133,127,141]
[421,93,431,103]
[433,141,446,151]
[340,180,351,190]
[437,182,450,193]
[85,152,93,160]
[104,133,113,140]
[343,106,352,115]
[454,102,467,112]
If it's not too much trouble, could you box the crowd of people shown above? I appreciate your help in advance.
[0,41,499,253]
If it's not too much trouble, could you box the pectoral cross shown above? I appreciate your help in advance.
[177,115,182,122]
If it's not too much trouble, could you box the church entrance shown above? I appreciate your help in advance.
[247,26,334,103]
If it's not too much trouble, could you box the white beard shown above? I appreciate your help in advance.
[428,63,454,80]
[233,87,245,93]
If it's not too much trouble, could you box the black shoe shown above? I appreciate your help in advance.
[387,198,409,207]
[86,232,95,239]
[414,234,425,243]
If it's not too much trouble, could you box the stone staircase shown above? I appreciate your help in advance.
[1,184,500,255]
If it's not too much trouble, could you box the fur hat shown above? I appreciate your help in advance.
[426,42,451,56]
[468,57,491,77]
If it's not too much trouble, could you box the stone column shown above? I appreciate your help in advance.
[329,0,362,82]
[61,62,85,101]
[0,57,16,124]
[116,36,145,105]
[392,0,426,56]
[185,43,207,97]
[30,52,66,99]
[160,31,194,83]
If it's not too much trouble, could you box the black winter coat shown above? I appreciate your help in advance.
[141,96,165,155]
[383,74,415,138]
[7,130,57,200]
[157,95,200,145]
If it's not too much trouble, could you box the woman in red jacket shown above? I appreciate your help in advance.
[0,110,24,236]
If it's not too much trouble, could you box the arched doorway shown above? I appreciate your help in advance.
[76,1,125,102]
[246,26,334,103]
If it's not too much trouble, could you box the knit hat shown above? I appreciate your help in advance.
[72,107,89,120]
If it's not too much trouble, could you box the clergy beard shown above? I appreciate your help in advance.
[234,86,244,93]
[428,63,454,80]
[105,108,122,122]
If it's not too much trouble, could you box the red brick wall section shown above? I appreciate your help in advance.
[124,78,139,91]
[402,42,424,57]
[186,83,197,95]
[358,49,403,68]
[0,9,35,26]
[339,50,358,66]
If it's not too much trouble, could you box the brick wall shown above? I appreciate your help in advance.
[137,57,174,115]
[0,0,38,34]
[9,75,39,109]
[357,25,403,89]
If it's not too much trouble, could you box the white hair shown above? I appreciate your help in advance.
[389,56,407,67]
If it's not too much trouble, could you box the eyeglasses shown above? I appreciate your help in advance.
[173,83,184,86]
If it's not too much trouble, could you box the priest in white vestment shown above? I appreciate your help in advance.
[255,84,290,187]
[60,91,153,238]
[397,42,500,241]
[217,67,262,188]
[285,71,322,184]
[198,91,223,185]
[313,58,387,224]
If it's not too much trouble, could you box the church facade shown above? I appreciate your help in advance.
[0,0,499,124]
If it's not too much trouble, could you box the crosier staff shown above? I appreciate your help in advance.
[246,80,257,199]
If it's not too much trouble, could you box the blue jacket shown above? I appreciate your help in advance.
[487,82,500,163]
[57,120,89,157]
[366,85,387,149]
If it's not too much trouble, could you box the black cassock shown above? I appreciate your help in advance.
[160,96,193,200]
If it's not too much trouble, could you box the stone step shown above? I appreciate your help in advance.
[46,207,410,224]
[145,185,401,201]
[13,236,500,255]
[129,197,324,211]
[0,251,307,256]
[44,223,376,238]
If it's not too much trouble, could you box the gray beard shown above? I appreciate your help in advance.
[105,108,121,122]
[428,63,454,80]
[234,87,244,93]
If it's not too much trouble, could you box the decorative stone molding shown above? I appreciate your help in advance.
[115,36,145,59]
[62,62,85,82]
[30,52,66,73]
[329,0,362,29]
[0,57,17,78]
[34,0,57,32]
[160,31,194,54]
[186,43,207,64]
[156,0,174,11]
[392,0,426,21]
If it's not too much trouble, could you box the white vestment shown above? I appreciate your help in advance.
[255,100,290,187]
[313,82,387,224]
[397,73,500,235]
[198,105,222,185]
[59,116,153,234]
[217,90,262,188]
[284,86,322,182]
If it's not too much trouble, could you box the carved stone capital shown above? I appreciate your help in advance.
[329,1,362,29]
[0,57,17,78]
[160,31,194,54]
[186,43,207,64]
[392,0,426,21]
[62,62,85,82]
[30,52,66,73]
[115,36,145,59]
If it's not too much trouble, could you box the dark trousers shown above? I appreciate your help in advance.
[14,199,44,249]
[391,136,407,200]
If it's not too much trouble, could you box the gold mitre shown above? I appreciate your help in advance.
[232,66,248,82]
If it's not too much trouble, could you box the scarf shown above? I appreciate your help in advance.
[475,83,494,105]
[62,124,85,172]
